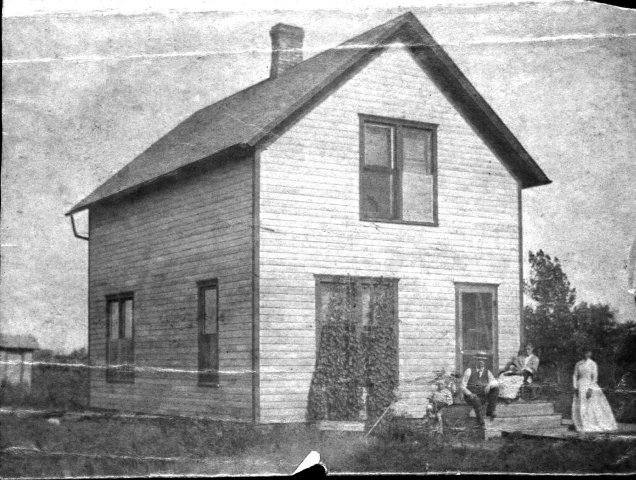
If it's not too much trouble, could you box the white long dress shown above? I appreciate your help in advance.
[572,359,618,432]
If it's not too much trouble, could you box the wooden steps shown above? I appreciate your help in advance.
[507,423,636,440]
[467,402,563,439]
[469,401,554,418]
[489,414,562,430]
[316,421,365,432]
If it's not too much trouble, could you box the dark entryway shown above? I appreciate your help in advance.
[455,283,499,373]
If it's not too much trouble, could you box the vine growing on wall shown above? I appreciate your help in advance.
[363,284,399,421]
[307,278,399,423]
[307,280,364,421]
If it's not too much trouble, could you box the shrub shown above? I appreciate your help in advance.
[0,348,89,410]
[0,381,31,407]
[524,250,635,387]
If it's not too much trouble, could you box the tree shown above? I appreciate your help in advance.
[526,250,575,314]
[524,250,635,386]
[523,250,577,382]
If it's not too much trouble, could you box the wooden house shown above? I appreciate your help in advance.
[67,12,550,423]
[0,334,39,389]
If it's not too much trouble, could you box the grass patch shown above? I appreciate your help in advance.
[353,435,636,473]
[2,413,635,476]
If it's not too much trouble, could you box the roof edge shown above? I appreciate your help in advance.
[66,143,254,216]
[247,20,407,148]
[249,11,550,189]
[399,17,551,188]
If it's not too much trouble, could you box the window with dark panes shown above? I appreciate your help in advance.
[106,293,134,383]
[361,124,396,219]
[198,280,219,386]
[360,116,437,224]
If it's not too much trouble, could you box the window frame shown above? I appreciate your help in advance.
[454,282,499,375]
[105,292,135,384]
[197,279,220,387]
[359,114,438,226]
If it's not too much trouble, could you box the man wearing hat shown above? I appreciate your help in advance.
[460,353,499,426]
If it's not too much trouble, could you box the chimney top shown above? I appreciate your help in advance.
[269,23,304,79]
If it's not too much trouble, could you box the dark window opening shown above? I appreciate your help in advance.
[106,293,134,383]
[198,280,219,386]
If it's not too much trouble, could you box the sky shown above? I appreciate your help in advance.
[2,0,635,352]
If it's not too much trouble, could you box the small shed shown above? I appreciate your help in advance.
[0,334,39,388]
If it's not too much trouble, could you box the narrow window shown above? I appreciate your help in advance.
[361,124,395,219]
[402,127,434,222]
[198,280,219,386]
[106,293,134,383]
[360,115,437,225]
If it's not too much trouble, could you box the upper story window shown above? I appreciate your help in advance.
[359,115,438,225]
[106,293,134,383]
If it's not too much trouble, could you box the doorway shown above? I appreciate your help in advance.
[455,283,498,374]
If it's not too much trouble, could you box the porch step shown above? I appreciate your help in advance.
[501,427,573,439]
[503,424,636,440]
[469,402,554,418]
[488,414,563,431]
[473,419,565,440]
[316,421,365,432]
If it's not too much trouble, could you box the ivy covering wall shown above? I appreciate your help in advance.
[307,277,399,422]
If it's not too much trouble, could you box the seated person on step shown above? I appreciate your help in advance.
[498,343,540,402]
[461,354,499,426]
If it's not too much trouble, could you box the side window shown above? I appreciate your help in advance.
[106,293,134,383]
[360,115,437,225]
[198,280,219,386]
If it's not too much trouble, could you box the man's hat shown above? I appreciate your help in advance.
[472,352,490,361]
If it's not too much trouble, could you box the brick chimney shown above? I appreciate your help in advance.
[269,23,304,79]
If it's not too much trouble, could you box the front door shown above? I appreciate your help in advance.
[455,283,498,374]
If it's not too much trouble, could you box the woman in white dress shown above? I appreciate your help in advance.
[572,349,618,432]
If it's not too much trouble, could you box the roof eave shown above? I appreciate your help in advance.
[66,143,254,216]
[249,13,551,189]
[398,17,551,189]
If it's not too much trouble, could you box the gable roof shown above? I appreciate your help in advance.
[67,12,550,215]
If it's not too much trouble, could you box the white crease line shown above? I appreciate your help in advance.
[3,32,636,65]
[0,360,253,375]
[0,407,230,421]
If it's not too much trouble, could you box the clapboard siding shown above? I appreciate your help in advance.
[88,156,254,419]
[258,43,522,422]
